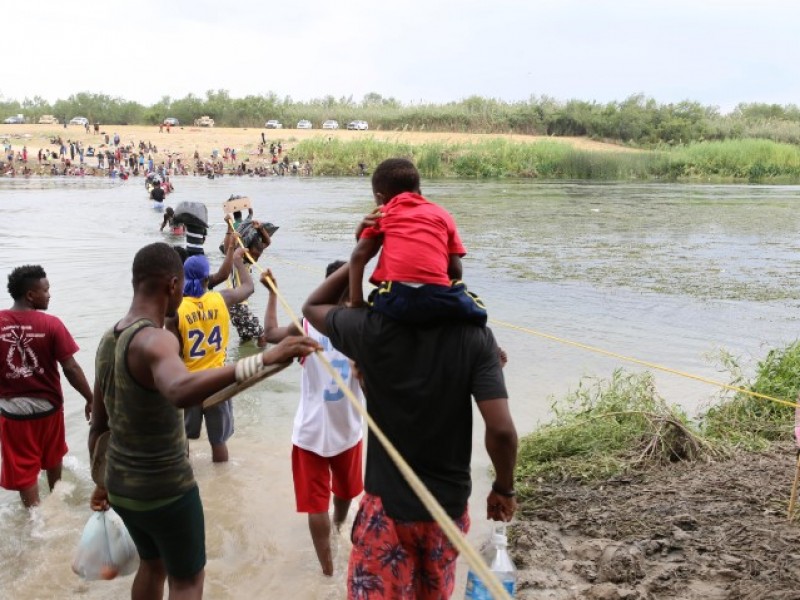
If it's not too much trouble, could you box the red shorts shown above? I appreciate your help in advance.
[291,442,364,513]
[347,493,470,600]
[0,409,68,491]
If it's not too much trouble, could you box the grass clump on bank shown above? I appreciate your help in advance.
[700,342,800,450]
[516,370,712,487]
[516,342,800,492]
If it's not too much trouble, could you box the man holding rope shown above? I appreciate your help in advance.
[263,262,364,577]
[303,258,518,599]
[168,250,255,463]
[89,242,318,599]
[227,219,276,344]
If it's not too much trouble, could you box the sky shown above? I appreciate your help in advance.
[2,0,798,112]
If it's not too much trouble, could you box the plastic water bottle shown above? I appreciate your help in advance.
[464,524,516,599]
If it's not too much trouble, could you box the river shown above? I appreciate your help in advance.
[0,176,798,599]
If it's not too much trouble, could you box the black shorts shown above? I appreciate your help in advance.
[369,281,487,326]
[184,400,234,445]
[111,486,205,579]
[229,303,264,342]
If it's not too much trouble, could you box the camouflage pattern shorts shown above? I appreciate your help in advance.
[229,303,264,343]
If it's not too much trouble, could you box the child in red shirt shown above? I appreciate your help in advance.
[349,158,486,325]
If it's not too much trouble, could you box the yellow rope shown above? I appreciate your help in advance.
[489,318,799,410]
[265,253,799,410]
[269,254,318,274]
[266,254,800,410]
[226,222,513,599]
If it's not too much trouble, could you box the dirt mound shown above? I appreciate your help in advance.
[513,444,800,599]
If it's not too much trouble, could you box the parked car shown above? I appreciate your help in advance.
[69,116,89,126]
[347,120,369,131]
[163,117,179,126]
[194,115,215,127]
[4,114,25,124]
[38,115,59,125]
[322,120,339,130]
[265,120,283,129]
[296,119,312,129]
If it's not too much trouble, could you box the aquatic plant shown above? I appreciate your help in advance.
[665,139,800,181]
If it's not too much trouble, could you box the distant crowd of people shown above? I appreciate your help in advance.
[1,129,318,179]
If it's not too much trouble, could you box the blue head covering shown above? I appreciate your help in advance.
[183,255,210,298]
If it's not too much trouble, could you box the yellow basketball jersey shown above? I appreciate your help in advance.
[177,291,230,372]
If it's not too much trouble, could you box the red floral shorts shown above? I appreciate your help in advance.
[347,493,470,600]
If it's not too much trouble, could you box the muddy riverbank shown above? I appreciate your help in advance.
[514,444,800,599]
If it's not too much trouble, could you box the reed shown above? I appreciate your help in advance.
[515,370,711,485]
[290,137,800,181]
[701,342,800,449]
[515,341,800,492]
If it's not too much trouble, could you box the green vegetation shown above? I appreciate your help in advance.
[516,342,800,489]
[516,371,712,487]
[7,90,800,181]
[701,343,800,450]
[667,139,800,181]
[6,91,800,147]
[290,138,800,181]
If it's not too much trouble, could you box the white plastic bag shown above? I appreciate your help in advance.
[72,509,139,580]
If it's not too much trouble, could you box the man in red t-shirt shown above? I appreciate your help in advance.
[0,265,93,507]
[348,158,487,325]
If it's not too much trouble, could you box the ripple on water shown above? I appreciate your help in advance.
[2,178,800,598]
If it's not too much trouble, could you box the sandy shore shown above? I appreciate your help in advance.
[0,123,639,165]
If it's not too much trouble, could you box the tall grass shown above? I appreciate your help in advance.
[666,139,800,181]
[289,137,800,181]
[516,370,709,485]
[701,342,800,449]
[516,341,800,491]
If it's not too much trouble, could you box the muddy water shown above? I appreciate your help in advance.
[0,177,799,598]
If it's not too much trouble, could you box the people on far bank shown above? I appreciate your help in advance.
[349,157,487,326]
[0,265,93,508]
[263,263,364,577]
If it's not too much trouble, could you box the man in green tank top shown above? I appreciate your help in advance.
[88,242,319,600]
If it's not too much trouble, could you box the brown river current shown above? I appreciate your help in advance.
[1,177,799,598]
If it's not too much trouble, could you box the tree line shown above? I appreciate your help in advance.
[3,90,800,147]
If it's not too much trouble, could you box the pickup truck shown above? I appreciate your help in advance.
[3,114,24,124]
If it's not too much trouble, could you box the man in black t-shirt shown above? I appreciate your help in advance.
[303,262,517,599]
[150,181,165,207]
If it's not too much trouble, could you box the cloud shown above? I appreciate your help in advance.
[2,0,798,109]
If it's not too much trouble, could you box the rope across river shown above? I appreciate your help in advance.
[268,253,800,411]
